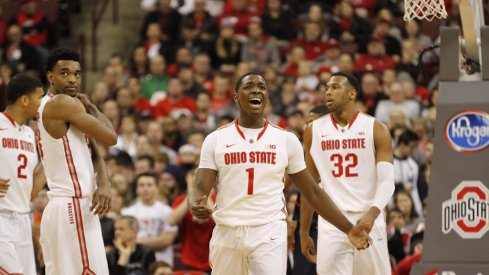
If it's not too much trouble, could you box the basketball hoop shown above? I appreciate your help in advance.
[404,0,448,21]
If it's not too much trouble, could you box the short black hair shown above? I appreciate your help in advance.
[6,74,43,104]
[331,71,361,96]
[309,105,329,116]
[137,155,155,169]
[135,172,158,185]
[235,72,267,92]
[149,261,173,275]
[397,129,420,146]
[45,48,81,73]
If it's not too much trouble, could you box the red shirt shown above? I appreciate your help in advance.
[153,96,196,118]
[396,253,422,275]
[133,97,152,113]
[172,194,216,270]
[291,38,329,61]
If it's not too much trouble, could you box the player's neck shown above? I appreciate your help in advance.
[140,198,156,206]
[237,116,265,129]
[331,107,357,127]
[4,106,27,125]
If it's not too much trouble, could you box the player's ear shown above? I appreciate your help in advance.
[233,91,239,103]
[46,71,53,86]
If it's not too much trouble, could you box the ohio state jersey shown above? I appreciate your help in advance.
[310,112,377,212]
[199,120,306,226]
[37,94,95,198]
[0,112,38,213]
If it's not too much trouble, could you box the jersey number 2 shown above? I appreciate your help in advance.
[246,168,254,195]
[17,154,28,179]
[330,153,358,177]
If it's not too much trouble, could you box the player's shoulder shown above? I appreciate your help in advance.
[216,120,235,131]
[45,94,81,109]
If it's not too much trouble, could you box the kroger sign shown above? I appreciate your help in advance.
[445,110,489,153]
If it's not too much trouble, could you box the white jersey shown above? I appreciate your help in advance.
[310,112,377,212]
[121,200,178,264]
[0,112,38,213]
[199,120,306,226]
[37,94,95,198]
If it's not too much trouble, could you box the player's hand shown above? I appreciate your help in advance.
[347,223,372,250]
[0,178,10,198]
[75,93,97,115]
[300,232,317,263]
[90,184,111,215]
[189,195,213,220]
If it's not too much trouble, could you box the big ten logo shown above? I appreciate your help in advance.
[444,110,489,153]
[442,181,489,239]
[265,144,276,150]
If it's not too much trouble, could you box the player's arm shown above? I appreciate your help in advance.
[287,131,370,250]
[299,123,320,262]
[137,231,177,249]
[168,198,188,225]
[187,132,217,219]
[356,120,395,231]
[88,138,111,215]
[30,163,46,200]
[44,94,117,146]
[75,93,114,130]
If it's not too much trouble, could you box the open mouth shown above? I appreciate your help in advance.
[249,98,262,108]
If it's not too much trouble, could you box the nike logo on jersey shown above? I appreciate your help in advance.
[321,134,329,138]
[0,128,6,131]
[270,236,280,240]
[226,144,236,148]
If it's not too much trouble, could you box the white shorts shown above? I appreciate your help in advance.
[209,219,287,275]
[40,197,109,275]
[0,211,36,275]
[316,211,391,275]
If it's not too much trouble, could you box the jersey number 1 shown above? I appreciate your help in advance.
[330,153,358,177]
[246,168,254,195]
[17,154,28,179]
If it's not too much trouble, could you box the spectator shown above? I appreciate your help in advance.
[111,114,139,161]
[153,78,196,118]
[121,173,178,265]
[241,16,281,72]
[358,72,387,116]
[141,55,170,103]
[177,66,206,100]
[183,0,217,43]
[393,130,423,216]
[127,77,152,114]
[168,169,215,272]
[353,35,396,74]
[135,155,156,175]
[396,231,424,275]
[141,0,182,43]
[209,17,242,69]
[218,0,254,36]
[107,216,156,275]
[193,53,213,88]
[330,0,372,52]
[192,91,217,133]
[166,47,193,76]
[149,261,173,275]
[129,46,149,78]
[261,0,296,41]
[375,81,420,123]
[158,166,183,204]
[394,190,425,242]
[116,87,136,116]
[386,207,407,263]
[291,20,328,61]
[145,121,178,164]
[1,24,40,74]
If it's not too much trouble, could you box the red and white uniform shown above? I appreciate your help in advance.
[310,112,390,275]
[37,94,109,275]
[199,120,305,275]
[0,112,38,275]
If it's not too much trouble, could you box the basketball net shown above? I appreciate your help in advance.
[404,0,448,21]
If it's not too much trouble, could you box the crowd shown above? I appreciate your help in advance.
[0,0,481,274]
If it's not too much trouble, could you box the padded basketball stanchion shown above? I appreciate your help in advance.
[410,26,489,275]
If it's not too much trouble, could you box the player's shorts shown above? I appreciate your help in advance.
[209,219,287,275]
[316,211,391,275]
[40,196,109,275]
[0,210,36,275]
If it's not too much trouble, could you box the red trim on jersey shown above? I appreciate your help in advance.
[329,113,338,130]
[257,120,269,141]
[62,136,82,197]
[234,120,246,140]
[1,112,16,127]
[269,123,287,131]
[234,119,269,141]
[348,111,360,129]
[72,198,96,275]
[329,111,360,130]
[0,266,22,275]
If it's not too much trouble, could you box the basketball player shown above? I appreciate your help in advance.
[0,74,45,275]
[300,72,394,275]
[188,72,371,275]
[37,48,117,274]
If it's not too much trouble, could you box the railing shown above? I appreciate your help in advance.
[90,0,119,71]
